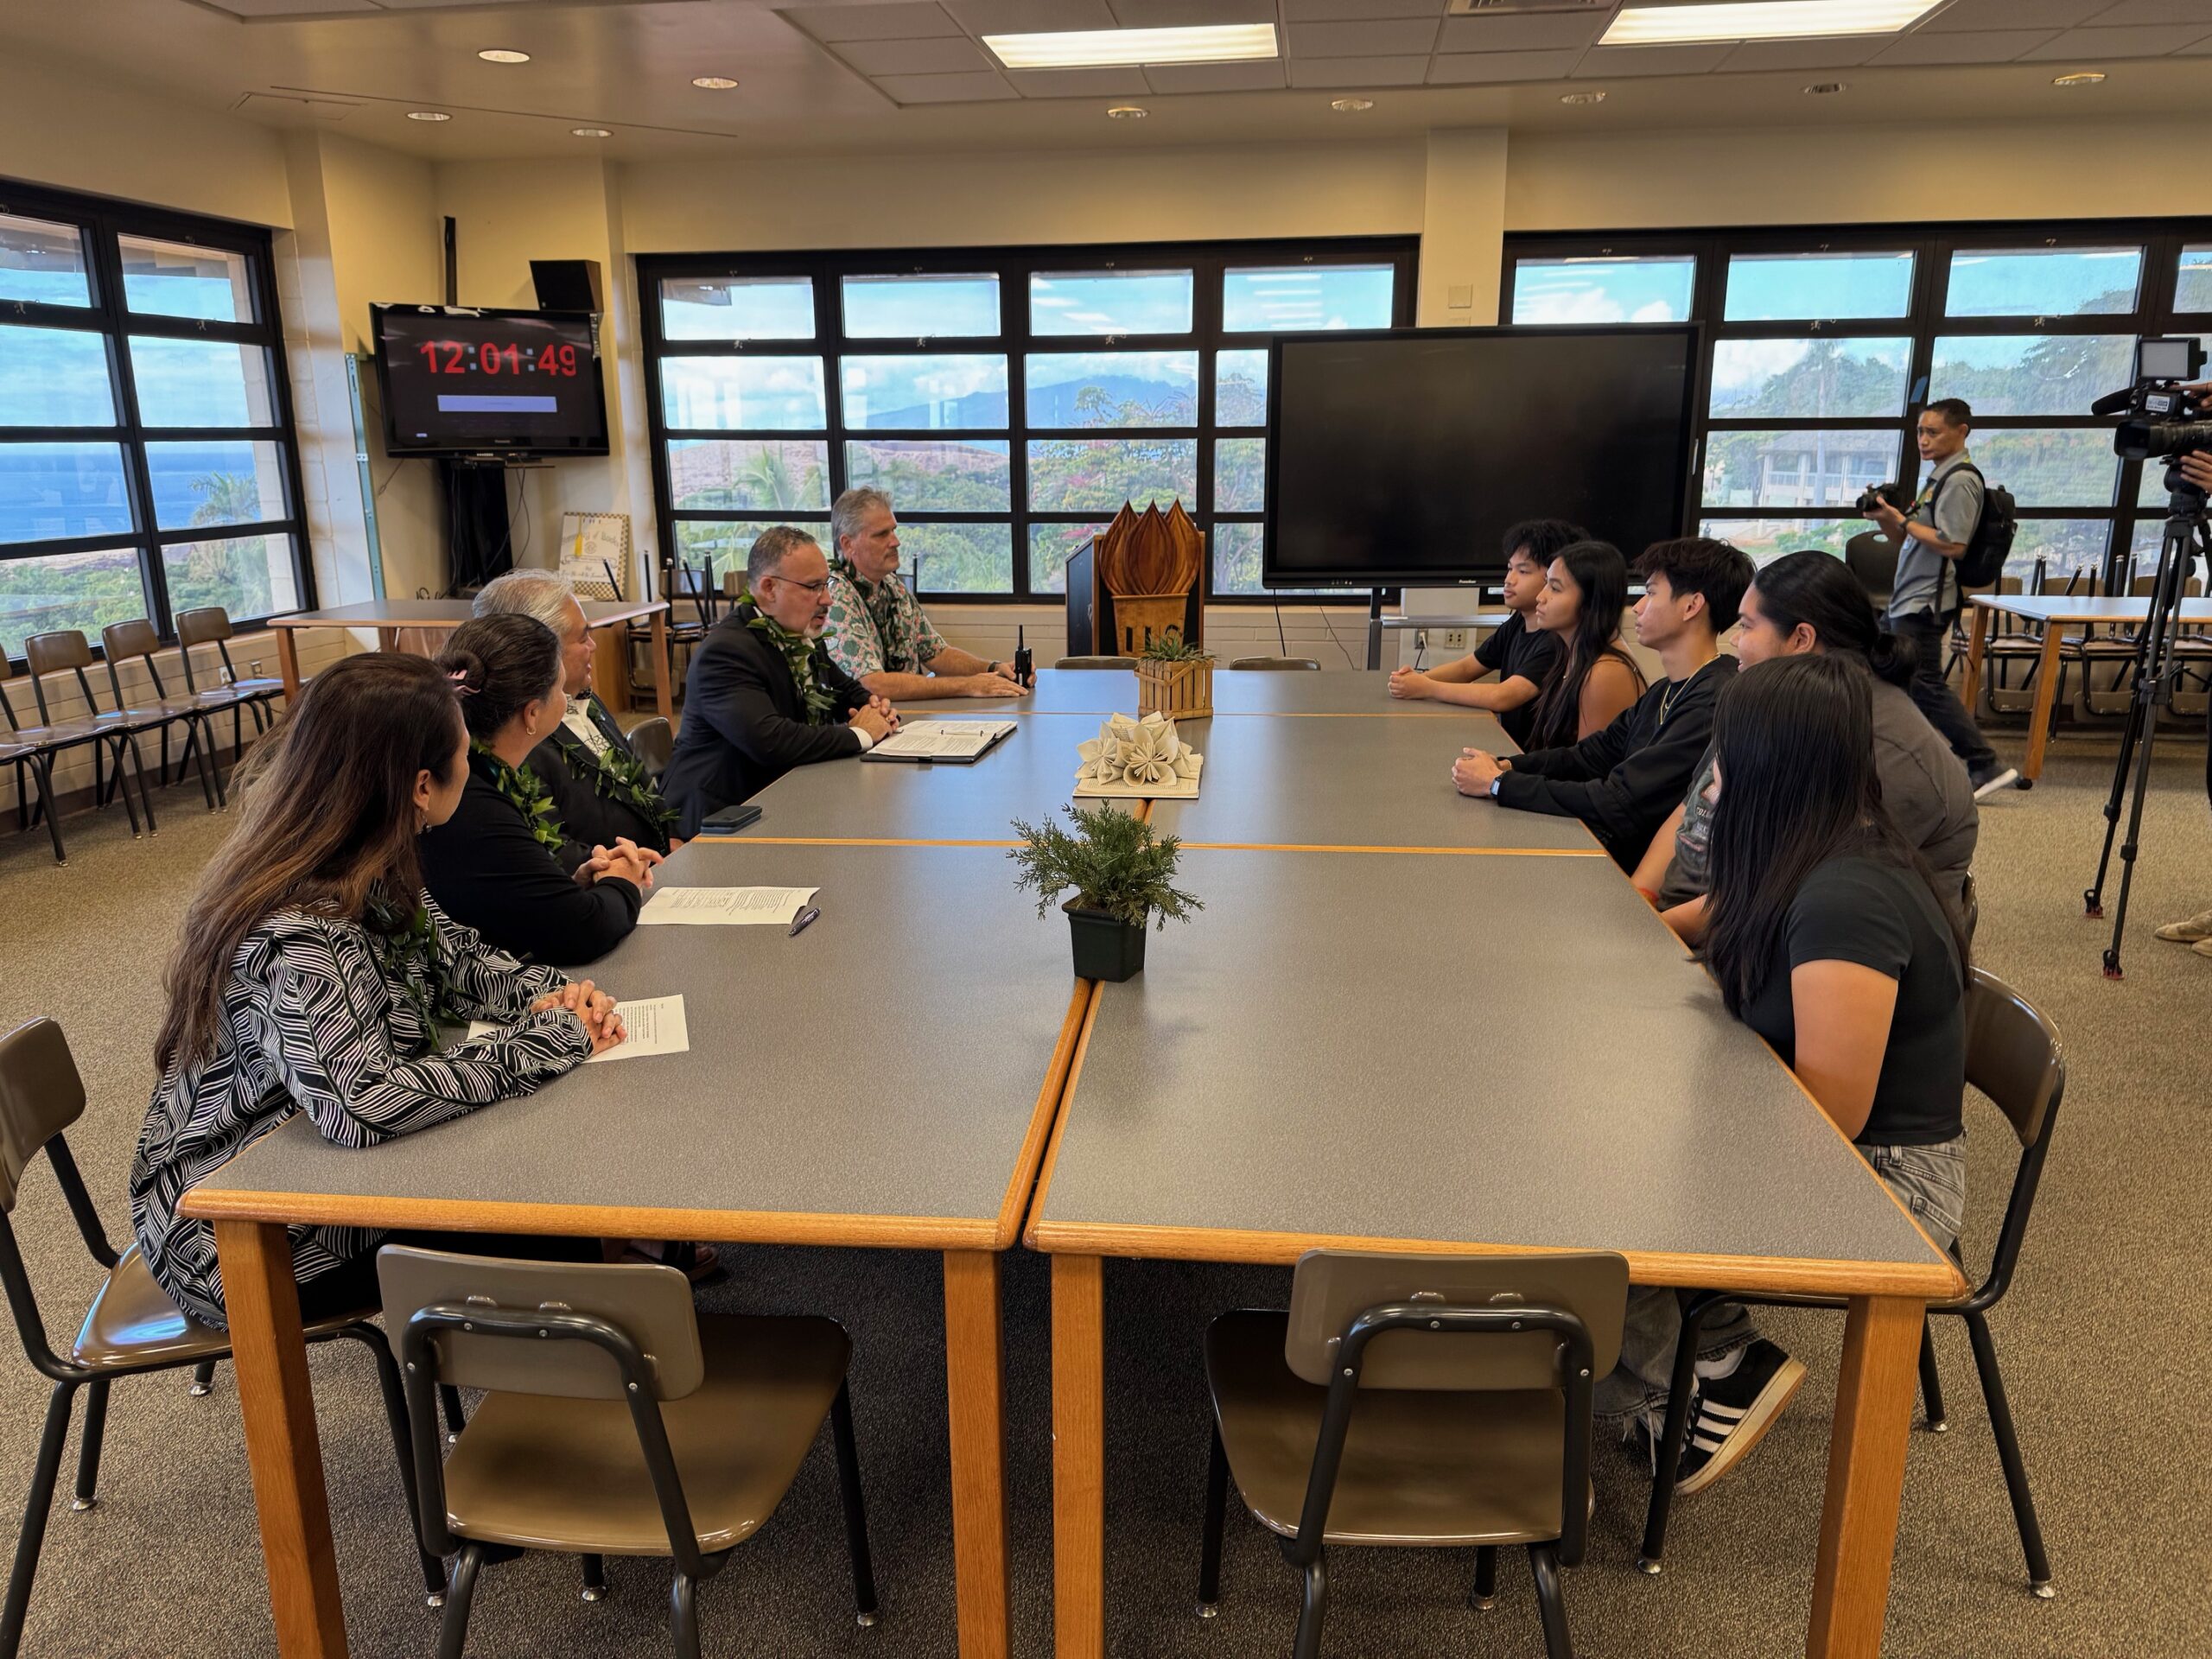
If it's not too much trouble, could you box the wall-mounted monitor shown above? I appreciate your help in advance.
[1263,325,1700,588]
[372,303,609,459]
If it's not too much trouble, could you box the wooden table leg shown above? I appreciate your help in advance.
[589,622,630,715]
[649,610,675,722]
[1962,604,1990,703]
[375,627,398,654]
[2023,626,2068,783]
[1052,1253,1105,1659]
[1807,1294,1922,1659]
[276,629,302,703]
[943,1250,1010,1659]
[215,1219,348,1658]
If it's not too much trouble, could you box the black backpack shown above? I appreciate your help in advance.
[1929,461,2016,589]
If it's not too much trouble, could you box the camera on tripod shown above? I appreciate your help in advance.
[2103,337,2212,465]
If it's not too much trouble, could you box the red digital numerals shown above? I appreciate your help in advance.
[414,340,580,376]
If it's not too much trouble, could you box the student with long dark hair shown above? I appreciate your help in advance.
[1603,653,1971,1494]
[1633,549,1977,942]
[132,653,624,1329]
[419,613,660,966]
[1523,539,1645,748]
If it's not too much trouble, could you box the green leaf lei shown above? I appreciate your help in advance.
[469,742,567,855]
[363,891,455,1038]
[743,601,839,725]
[570,702,678,843]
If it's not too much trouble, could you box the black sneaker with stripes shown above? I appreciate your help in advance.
[1672,1340,1807,1496]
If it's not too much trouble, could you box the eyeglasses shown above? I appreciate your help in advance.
[769,575,831,594]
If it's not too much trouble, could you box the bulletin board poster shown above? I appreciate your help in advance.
[559,511,634,599]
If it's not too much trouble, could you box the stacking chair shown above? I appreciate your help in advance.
[173,607,285,745]
[1199,1249,1629,1659]
[379,1244,880,1659]
[1637,968,2063,1597]
[0,1019,445,1657]
[1,655,143,864]
[1056,655,1136,669]
[626,715,674,785]
[10,637,158,849]
[1228,657,1320,671]
[1842,530,1898,607]
[95,620,228,808]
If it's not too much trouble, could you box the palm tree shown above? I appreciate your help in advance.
[188,469,266,529]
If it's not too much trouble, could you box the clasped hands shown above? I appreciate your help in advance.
[530,977,627,1055]
[1453,747,1508,797]
[1388,666,1436,702]
[574,836,662,891]
[850,693,902,742]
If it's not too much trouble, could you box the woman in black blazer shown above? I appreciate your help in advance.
[421,613,660,966]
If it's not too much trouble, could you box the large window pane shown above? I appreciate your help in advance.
[666,440,830,512]
[144,440,287,531]
[0,443,133,543]
[2008,518,2107,584]
[841,355,1007,429]
[1512,256,1694,325]
[842,274,1000,339]
[1698,518,1856,563]
[1222,265,1394,333]
[660,276,814,340]
[1215,438,1265,513]
[161,531,298,620]
[119,235,251,323]
[0,214,91,308]
[2179,246,2212,314]
[1027,438,1198,514]
[129,337,275,428]
[659,357,826,429]
[1968,430,2119,508]
[1928,334,2136,417]
[672,518,830,582]
[844,440,1009,512]
[1724,251,1913,321]
[1029,521,1105,595]
[1212,520,1267,596]
[1704,429,1900,511]
[1944,246,2142,317]
[899,523,1013,594]
[0,548,146,659]
[1030,270,1192,336]
[1217,350,1267,425]
[1708,337,1910,418]
[0,327,115,426]
[1026,352,1197,428]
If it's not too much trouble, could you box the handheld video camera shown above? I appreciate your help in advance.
[1855,480,1913,519]
[2102,337,2212,462]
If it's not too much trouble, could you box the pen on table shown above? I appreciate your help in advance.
[788,905,822,938]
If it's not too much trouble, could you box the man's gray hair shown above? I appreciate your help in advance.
[474,569,582,636]
[831,486,893,551]
[747,524,822,588]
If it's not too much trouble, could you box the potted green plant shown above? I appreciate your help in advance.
[1006,804,1201,982]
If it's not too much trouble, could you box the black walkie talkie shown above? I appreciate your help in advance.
[1014,624,1034,686]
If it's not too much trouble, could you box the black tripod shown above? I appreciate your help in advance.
[2084,468,2212,976]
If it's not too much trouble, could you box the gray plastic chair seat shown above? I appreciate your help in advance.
[1055,656,1135,670]
[1229,657,1320,671]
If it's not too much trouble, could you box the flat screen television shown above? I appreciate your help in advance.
[1263,325,1699,588]
[372,303,609,458]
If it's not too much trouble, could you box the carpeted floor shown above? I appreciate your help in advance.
[0,721,2209,1659]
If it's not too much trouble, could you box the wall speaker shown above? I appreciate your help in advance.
[531,258,603,313]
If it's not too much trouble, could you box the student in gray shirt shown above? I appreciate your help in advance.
[1867,398,2018,798]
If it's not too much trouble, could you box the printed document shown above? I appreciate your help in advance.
[469,994,689,1065]
[865,721,1015,760]
[635,887,818,926]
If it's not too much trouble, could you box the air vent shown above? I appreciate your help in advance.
[1446,0,1609,14]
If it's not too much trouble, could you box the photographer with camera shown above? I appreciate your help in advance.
[2152,426,2212,959]
[1866,398,2019,800]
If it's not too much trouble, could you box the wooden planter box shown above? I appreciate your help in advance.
[1136,657,1214,720]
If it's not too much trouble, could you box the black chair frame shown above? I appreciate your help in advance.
[0,680,152,860]
[0,1132,444,1657]
[170,619,280,757]
[1202,1300,1596,1659]
[398,1302,877,1659]
[97,650,226,810]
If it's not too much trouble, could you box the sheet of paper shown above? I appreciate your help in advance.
[869,721,1015,759]
[468,994,688,1065]
[634,886,817,926]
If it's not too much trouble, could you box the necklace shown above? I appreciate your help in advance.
[743,602,838,724]
[469,743,567,854]
[1656,658,1713,728]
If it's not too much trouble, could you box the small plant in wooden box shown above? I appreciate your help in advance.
[1135,631,1214,719]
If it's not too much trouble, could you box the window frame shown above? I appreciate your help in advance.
[0,177,313,661]
[639,237,1418,604]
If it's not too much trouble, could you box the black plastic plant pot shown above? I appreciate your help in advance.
[1065,900,1148,982]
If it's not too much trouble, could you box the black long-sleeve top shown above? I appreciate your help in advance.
[420,764,644,966]
[1492,654,1737,869]
[531,695,675,860]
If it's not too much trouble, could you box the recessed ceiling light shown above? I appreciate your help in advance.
[406,111,451,122]
[2052,71,2107,86]
[1602,2,1940,48]
[1330,97,1375,112]
[477,48,531,65]
[1105,105,1148,119]
[692,76,739,91]
[1560,91,1607,105]
[572,126,613,137]
[1804,81,1847,94]
[983,24,1276,71]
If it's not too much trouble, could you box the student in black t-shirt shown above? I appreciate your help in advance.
[1599,653,1970,1496]
[1388,518,1582,747]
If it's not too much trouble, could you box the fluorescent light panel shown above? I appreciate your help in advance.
[1601,1,1940,47]
[982,24,1277,70]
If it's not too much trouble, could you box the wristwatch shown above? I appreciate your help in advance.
[1489,776,1504,799]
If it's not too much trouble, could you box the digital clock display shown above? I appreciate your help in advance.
[373,304,608,457]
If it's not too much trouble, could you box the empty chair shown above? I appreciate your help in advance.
[1200,1249,1628,1659]
[1056,655,1136,669]
[0,654,143,865]
[626,715,674,784]
[96,620,227,808]
[379,1243,880,1659]
[1842,530,1898,606]
[1228,657,1320,671]
[13,635,160,848]
[1637,968,2062,1597]
[172,607,285,750]
[0,1019,443,1657]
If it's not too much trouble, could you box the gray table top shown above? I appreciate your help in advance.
[1971,593,2212,625]
[182,842,1085,1249]
[901,668,1474,720]
[1149,714,1596,854]
[1029,849,1961,1300]
[269,598,664,628]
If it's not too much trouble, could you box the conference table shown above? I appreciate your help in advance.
[1961,592,2212,782]
[188,670,1962,1659]
[263,597,676,721]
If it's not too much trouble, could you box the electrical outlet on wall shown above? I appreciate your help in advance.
[1441,630,1466,649]
[1413,630,1427,652]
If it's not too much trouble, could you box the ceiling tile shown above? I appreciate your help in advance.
[943,0,1118,32]
[1006,67,1151,95]
[1287,54,1433,86]
[1287,19,1440,55]
[838,35,994,73]
[1573,43,1736,78]
[2088,0,2212,24]
[2020,22,2212,55]
[1917,0,2106,26]
[872,69,1022,101]
[1283,0,1445,17]
[1438,13,1605,53]
[1718,35,1884,71]
[1142,59,1290,92]
[782,3,967,44]
[1427,48,1586,84]
[1870,28,2063,63]
[1107,0,1277,23]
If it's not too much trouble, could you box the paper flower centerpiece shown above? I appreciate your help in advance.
[1075,711,1204,798]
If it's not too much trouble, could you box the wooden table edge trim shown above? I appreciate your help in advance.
[1173,841,1610,857]
[264,601,671,628]
[1020,984,1106,1251]
[990,979,1102,1249]
[179,1187,1001,1251]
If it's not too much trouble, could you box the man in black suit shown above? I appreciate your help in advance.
[663,525,900,835]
